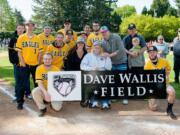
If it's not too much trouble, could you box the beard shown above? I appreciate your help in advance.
[150,56,158,61]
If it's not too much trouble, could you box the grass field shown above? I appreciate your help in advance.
[0,49,180,98]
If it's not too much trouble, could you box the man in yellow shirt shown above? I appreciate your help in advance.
[32,53,62,116]
[38,26,55,53]
[16,20,43,109]
[58,19,77,41]
[87,21,103,52]
[144,46,177,120]
[47,32,70,69]
[64,29,75,50]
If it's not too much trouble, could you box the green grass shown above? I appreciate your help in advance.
[0,50,180,98]
[0,50,34,90]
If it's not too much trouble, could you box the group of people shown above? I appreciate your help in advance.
[8,19,179,119]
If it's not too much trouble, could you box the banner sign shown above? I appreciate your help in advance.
[82,70,167,100]
[48,71,81,101]
[48,70,166,101]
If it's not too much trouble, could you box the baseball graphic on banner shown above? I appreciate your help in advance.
[48,71,81,101]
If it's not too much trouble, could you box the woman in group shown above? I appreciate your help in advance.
[80,40,112,109]
[64,37,87,71]
[154,35,169,58]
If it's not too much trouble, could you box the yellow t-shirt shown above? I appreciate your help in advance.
[87,32,103,49]
[144,58,171,84]
[66,40,75,50]
[58,29,77,41]
[36,64,59,90]
[38,33,55,52]
[47,44,69,69]
[16,33,43,66]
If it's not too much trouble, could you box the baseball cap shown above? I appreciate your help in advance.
[128,23,136,30]
[66,29,73,35]
[100,26,109,33]
[25,20,35,26]
[64,19,71,24]
[93,40,102,46]
[76,37,85,44]
[147,46,158,52]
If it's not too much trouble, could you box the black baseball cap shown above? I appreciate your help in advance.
[64,19,71,24]
[147,46,158,52]
[128,23,136,30]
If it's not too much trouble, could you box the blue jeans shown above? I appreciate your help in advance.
[16,65,37,104]
[112,63,127,71]
[13,65,31,97]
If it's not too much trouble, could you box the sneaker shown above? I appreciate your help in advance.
[80,100,89,108]
[90,101,99,108]
[12,97,17,103]
[26,95,33,100]
[101,103,110,110]
[17,103,23,110]
[38,108,47,117]
[122,99,128,105]
[167,110,177,120]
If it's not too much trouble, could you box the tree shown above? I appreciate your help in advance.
[32,0,120,32]
[14,9,25,24]
[120,15,180,42]
[141,6,148,15]
[175,0,180,16]
[150,0,175,17]
[113,5,136,18]
[0,0,16,31]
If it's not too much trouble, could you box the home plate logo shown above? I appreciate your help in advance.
[53,74,76,97]
[48,71,81,101]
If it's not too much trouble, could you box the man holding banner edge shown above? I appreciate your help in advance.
[145,46,177,120]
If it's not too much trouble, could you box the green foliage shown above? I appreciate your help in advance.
[149,0,177,17]
[120,15,180,42]
[175,0,180,16]
[14,9,25,24]
[113,5,136,18]
[32,0,120,32]
[0,0,16,31]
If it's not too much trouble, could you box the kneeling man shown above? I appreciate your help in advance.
[145,46,177,120]
[32,53,62,116]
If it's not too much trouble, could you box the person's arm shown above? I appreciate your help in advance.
[17,51,26,67]
[80,54,94,71]
[37,81,51,102]
[104,57,112,70]
[138,36,147,55]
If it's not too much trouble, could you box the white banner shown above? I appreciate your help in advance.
[48,71,82,101]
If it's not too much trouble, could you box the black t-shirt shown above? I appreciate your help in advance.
[64,49,87,71]
[8,32,19,65]
[123,34,146,50]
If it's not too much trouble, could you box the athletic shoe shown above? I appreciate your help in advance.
[38,108,47,117]
[90,101,99,108]
[101,103,110,110]
[167,110,177,120]
[122,99,128,105]
[26,95,33,100]
[17,103,23,110]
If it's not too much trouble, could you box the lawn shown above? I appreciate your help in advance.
[0,50,180,98]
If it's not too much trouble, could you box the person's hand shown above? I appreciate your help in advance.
[21,62,26,67]
[44,92,51,102]
[101,53,110,57]
[129,52,138,58]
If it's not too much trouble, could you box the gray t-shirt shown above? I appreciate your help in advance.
[101,34,127,64]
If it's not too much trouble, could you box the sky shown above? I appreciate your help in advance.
[7,0,176,21]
